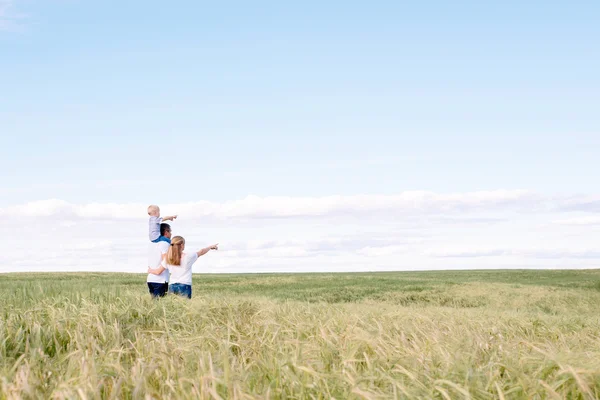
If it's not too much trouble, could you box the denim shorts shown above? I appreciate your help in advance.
[169,283,192,299]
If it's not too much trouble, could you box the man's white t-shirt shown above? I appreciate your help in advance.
[164,252,199,285]
[147,241,170,283]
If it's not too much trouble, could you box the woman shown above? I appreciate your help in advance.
[147,236,218,299]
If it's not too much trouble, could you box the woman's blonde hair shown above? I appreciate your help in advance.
[166,236,185,266]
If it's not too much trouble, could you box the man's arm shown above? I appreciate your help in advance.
[148,265,166,275]
[196,243,218,257]
[162,215,178,222]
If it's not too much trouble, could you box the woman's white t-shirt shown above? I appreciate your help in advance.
[163,252,199,285]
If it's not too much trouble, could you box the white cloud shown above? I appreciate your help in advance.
[429,247,600,259]
[357,245,409,257]
[427,247,509,258]
[228,236,423,252]
[558,196,600,213]
[0,0,24,31]
[2,190,600,273]
[553,216,600,226]
[0,0,10,27]
[0,180,158,196]
[0,190,542,220]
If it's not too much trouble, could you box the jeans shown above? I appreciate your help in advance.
[152,236,170,243]
[147,282,169,298]
[169,283,192,299]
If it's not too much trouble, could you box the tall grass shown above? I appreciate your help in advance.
[1,270,600,399]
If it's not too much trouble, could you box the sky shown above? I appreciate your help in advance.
[0,0,599,273]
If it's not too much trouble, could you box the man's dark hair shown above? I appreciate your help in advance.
[160,223,171,236]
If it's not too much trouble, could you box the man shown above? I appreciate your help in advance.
[147,223,172,298]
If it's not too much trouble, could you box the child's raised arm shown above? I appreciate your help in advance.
[162,215,178,222]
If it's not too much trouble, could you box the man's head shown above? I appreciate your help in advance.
[147,204,160,217]
[160,223,172,239]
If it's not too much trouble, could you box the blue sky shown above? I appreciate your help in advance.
[1,1,599,272]
[2,0,599,205]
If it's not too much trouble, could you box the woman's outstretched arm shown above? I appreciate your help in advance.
[196,243,218,257]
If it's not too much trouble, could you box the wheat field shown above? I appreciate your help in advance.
[1,270,600,399]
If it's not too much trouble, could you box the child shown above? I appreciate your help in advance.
[148,205,177,243]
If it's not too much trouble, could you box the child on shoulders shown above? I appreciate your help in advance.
[147,204,177,243]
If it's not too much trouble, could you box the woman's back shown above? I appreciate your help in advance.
[165,252,198,285]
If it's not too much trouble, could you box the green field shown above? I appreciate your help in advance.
[2,270,600,399]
